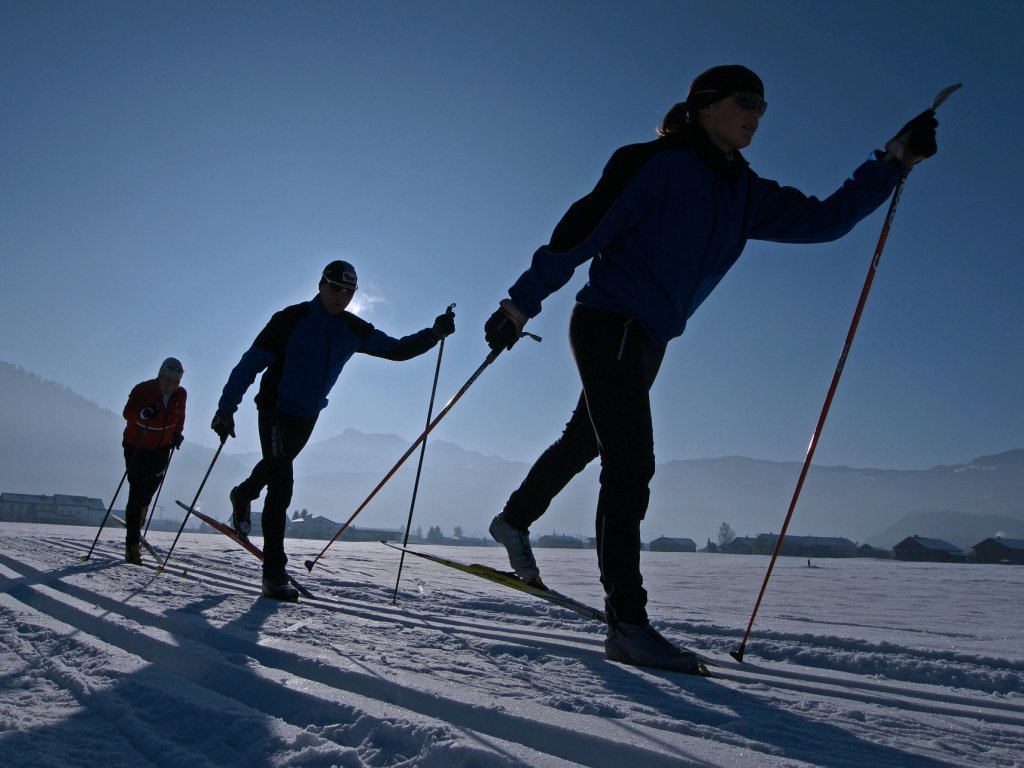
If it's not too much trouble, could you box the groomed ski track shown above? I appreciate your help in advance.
[2,525,1022,767]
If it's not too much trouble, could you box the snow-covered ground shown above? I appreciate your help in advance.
[1,522,1022,767]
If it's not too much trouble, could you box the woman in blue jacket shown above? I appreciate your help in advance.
[483,65,938,671]
[212,260,455,600]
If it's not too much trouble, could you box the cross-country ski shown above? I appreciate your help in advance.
[384,541,607,622]
[110,512,165,568]
[173,499,314,600]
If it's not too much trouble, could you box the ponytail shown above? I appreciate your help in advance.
[657,101,691,136]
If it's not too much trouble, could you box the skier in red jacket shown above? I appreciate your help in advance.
[121,357,186,563]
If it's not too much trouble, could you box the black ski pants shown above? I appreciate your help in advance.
[234,409,318,578]
[123,442,171,546]
[503,304,666,625]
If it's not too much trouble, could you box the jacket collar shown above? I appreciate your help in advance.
[662,122,748,175]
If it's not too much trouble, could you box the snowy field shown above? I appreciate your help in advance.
[1,522,1022,767]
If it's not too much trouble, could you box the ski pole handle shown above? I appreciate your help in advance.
[929,83,961,112]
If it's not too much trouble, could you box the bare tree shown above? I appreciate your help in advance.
[718,522,736,547]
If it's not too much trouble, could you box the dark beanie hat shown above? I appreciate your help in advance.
[322,260,358,287]
[687,65,764,109]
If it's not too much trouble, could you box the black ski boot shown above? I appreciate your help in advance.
[262,571,299,602]
[230,486,251,538]
[605,620,703,674]
[125,543,142,565]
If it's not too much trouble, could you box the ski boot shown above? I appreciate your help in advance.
[489,513,546,589]
[605,620,703,674]
[124,543,142,565]
[261,571,299,602]
[230,486,251,538]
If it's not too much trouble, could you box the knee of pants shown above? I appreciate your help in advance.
[557,414,600,467]
[552,434,600,474]
[125,504,147,523]
[126,485,157,511]
[597,465,653,523]
[598,498,651,531]
[263,460,294,510]
[599,452,655,487]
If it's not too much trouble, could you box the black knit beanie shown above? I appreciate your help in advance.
[687,65,764,109]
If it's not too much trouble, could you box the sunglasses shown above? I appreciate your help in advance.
[731,91,767,116]
[322,274,357,296]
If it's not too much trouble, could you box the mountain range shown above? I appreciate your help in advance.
[2,361,1021,550]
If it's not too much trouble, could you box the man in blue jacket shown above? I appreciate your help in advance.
[483,65,939,671]
[212,260,455,600]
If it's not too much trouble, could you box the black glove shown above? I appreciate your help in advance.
[211,411,235,441]
[172,433,184,450]
[484,299,527,351]
[139,403,161,420]
[886,109,938,169]
[431,308,456,339]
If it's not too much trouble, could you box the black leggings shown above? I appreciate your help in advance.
[123,443,171,545]
[234,409,318,576]
[503,304,666,624]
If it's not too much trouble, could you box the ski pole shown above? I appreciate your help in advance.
[144,439,177,537]
[158,439,226,572]
[731,83,961,663]
[305,333,539,573]
[390,304,453,604]
[80,425,146,562]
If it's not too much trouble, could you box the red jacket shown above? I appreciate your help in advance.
[122,379,187,450]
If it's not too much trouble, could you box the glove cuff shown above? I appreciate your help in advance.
[884,138,918,170]
[498,299,528,329]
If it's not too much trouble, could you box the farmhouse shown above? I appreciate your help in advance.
[0,492,105,526]
[970,537,1024,565]
[892,535,967,563]
[649,536,697,553]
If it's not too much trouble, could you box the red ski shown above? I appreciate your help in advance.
[173,499,313,598]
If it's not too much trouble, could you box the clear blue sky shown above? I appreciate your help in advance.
[2,1,1020,470]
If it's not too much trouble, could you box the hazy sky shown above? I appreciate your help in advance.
[2,1,1020,471]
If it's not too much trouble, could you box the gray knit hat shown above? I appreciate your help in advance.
[159,357,184,377]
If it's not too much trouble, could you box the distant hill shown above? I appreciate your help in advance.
[0,361,254,524]
[866,510,1023,552]
[2,360,1021,545]
[647,451,1024,547]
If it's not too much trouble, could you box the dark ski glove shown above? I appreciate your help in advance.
[885,109,938,169]
[431,307,456,339]
[484,299,528,351]
[139,403,161,420]
[171,433,184,450]
[211,411,235,441]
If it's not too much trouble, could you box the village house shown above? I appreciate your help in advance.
[892,535,967,563]
[286,510,403,542]
[537,534,584,549]
[0,492,105,526]
[970,537,1024,565]
[720,536,758,555]
[856,543,892,559]
[755,534,858,558]
[649,536,697,553]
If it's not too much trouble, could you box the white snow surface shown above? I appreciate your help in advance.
[1,523,1022,767]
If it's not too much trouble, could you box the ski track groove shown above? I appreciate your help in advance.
[4,531,1022,768]
[37,535,1024,723]
[1,540,765,768]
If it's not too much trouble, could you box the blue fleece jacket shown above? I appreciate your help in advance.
[218,296,439,418]
[508,130,902,342]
